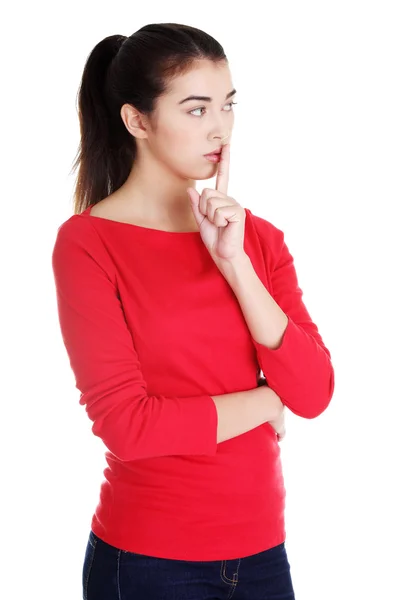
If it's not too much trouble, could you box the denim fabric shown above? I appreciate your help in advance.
[82,530,296,599]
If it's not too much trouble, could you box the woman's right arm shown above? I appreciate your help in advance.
[212,385,282,444]
[51,218,281,462]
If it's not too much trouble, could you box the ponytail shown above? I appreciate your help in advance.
[70,34,135,214]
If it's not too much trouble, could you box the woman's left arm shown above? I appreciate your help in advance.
[219,236,335,420]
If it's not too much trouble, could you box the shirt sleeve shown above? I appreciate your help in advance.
[250,218,335,419]
[51,218,218,461]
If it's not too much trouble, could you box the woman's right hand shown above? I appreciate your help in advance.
[269,402,286,441]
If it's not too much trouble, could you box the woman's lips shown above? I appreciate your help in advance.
[204,153,221,163]
[204,148,222,156]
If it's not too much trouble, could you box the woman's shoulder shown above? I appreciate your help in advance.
[244,207,285,255]
[53,208,97,246]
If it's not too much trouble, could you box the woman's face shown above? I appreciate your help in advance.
[142,59,236,181]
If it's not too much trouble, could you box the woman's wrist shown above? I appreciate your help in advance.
[253,384,282,423]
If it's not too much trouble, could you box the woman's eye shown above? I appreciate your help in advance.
[189,101,237,117]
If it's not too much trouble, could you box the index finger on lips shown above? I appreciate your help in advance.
[215,142,230,195]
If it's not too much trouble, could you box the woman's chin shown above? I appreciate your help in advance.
[184,161,219,182]
[202,161,219,173]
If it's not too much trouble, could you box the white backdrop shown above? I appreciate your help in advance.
[2,1,399,598]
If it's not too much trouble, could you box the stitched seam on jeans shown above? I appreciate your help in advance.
[84,537,97,600]
[220,560,237,584]
[117,549,122,600]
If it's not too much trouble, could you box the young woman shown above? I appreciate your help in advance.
[52,22,334,600]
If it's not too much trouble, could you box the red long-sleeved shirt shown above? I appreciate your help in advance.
[51,204,334,561]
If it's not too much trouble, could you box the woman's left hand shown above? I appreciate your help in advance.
[187,143,247,265]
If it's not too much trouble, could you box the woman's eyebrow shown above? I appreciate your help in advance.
[178,89,237,104]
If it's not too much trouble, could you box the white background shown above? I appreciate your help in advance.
[2,1,399,598]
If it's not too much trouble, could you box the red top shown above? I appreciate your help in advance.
[51,204,334,561]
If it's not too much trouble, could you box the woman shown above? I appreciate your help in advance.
[51,22,334,600]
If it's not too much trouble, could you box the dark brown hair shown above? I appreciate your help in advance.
[70,23,227,214]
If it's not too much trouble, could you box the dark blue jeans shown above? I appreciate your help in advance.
[83,530,296,599]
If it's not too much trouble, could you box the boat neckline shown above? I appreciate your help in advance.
[79,204,202,235]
